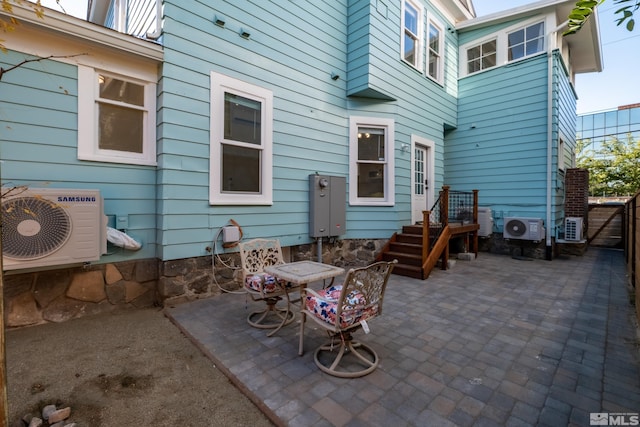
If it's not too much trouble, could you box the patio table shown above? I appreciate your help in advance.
[265,260,344,350]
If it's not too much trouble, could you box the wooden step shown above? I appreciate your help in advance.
[396,233,423,245]
[390,263,423,279]
[382,251,421,266]
[389,241,422,255]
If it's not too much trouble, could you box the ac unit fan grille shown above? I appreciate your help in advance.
[2,197,72,259]
[505,219,527,237]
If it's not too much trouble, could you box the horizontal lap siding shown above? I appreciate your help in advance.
[0,51,158,262]
[159,0,350,260]
[158,0,459,258]
[445,54,550,223]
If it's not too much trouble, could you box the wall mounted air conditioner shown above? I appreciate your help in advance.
[477,207,493,237]
[503,217,545,241]
[565,217,584,241]
[2,188,107,271]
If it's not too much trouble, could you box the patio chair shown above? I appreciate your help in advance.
[299,259,397,378]
[239,238,297,336]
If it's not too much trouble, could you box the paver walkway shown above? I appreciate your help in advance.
[166,248,640,426]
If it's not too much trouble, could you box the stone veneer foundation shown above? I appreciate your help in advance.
[4,239,386,328]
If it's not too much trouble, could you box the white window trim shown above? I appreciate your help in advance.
[401,0,424,71]
[77,65,157,166]
[459,15,552,78]
[426,14,445,84]
[209,72,273,206]
[507,20,546,63]
[349,116,395,206]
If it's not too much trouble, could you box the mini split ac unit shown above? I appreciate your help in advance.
[2,188,107,271]
[565,217,584,241]
[477,207,494,237]
[503,217,545,241]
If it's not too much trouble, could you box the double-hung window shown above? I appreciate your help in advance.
[427,17,444,83]
[349,117,395,206]
[402,0,423,70]
[508,21,545,61]
[210,72,273,205]
[77,65,156,166]
[466,39,497,74]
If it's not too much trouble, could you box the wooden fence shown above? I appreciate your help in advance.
[624,190,640,320]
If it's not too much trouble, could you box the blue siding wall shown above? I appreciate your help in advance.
[445,53,550,232]
[158,0,459,260]
[0,51,158,263]
[553,51,578,235]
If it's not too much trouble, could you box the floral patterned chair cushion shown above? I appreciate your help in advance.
[244,273,286,294]
[305,285,378,329]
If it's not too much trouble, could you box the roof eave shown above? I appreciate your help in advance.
[2,2,162,62]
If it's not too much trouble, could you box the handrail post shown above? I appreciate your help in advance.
[441,186,450,227]
[473,189,479,256]
[440,186,450,270]
[422,210,430,265]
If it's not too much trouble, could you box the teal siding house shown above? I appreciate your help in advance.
[447,1,601,258]
[0,0,601,320]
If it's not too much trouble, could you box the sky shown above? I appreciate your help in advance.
[37,0,638,115]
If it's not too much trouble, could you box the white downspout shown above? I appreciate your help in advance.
[546,49,553,260]
[146,0,162,40]
[545,20,569,260]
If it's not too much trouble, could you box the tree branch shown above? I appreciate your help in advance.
[0,52,86,81]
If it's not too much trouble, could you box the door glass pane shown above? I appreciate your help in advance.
[98,103,143,153]
[358,163,384,198]
[414,148,424,195]
[221,144,260,192]
[224,93,262,145]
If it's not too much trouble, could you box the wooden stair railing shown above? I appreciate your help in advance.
[378,186,479,279]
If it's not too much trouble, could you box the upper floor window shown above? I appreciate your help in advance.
[210,72,273,205]
[508,21,545,61]
[460,17,548,77]
[402,0,423,70]
[427,17,444,83]
[349,117,395,206]
[77,65,156,166]
[466,39,497,74]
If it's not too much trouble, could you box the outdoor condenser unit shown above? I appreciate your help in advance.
[503,217,545,241]
[2,188,107,270]
[565,217,584,241]
[477,207,493,237]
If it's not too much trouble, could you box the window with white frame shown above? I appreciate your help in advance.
[427,17,444,83]
[508,21,545,61]
[210,72,273,205]
[77,65,156,166]
[461,17,549,77]
[401,0,423,70]
[349,117,395,206]
[466,39,497,74]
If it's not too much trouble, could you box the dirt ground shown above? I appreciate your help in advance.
[5,307,275,427]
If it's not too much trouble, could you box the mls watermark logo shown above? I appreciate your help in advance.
[591,413,640,426]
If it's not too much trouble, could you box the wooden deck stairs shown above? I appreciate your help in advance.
[378,186,480,280]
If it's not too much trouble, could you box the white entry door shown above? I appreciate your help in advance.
[411,137,434,224]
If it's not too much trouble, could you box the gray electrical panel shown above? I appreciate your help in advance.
[309,175,346,237]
